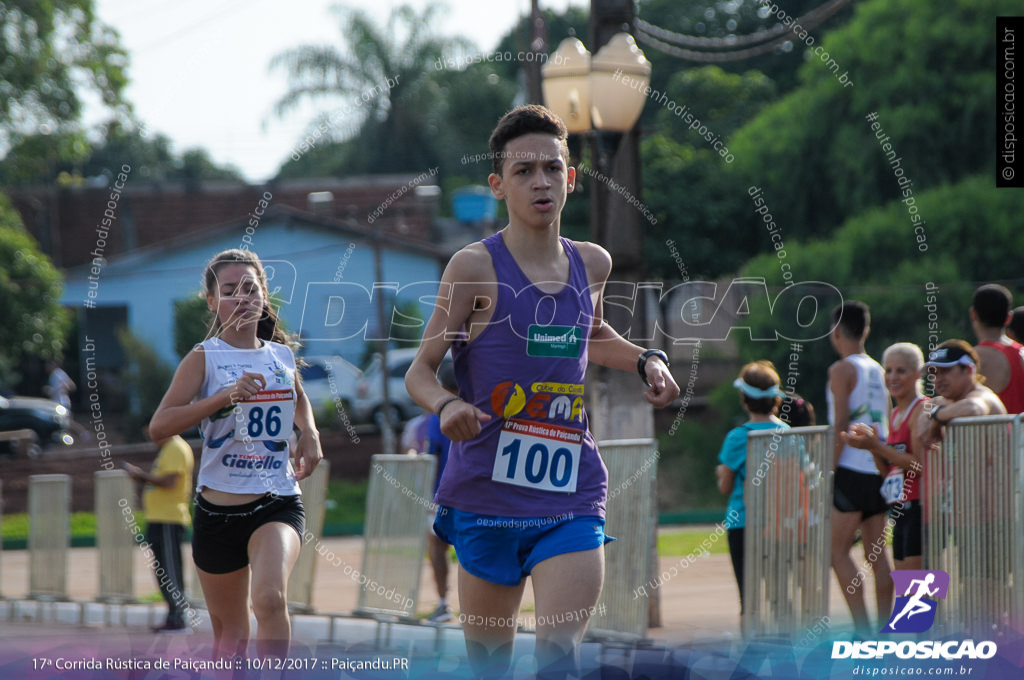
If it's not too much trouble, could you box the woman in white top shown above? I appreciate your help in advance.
[151,249,322,659]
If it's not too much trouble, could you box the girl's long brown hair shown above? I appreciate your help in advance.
[203,249,294,349]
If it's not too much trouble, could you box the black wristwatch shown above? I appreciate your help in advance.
[637,349,670,387]
[929,404,943,423]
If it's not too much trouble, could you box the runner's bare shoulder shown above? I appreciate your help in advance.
[982,386,1008,415]
[446,242,495,285]
[572,241,612,286]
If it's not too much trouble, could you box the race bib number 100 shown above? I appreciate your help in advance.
[234,389,295,441]
[492,419,582,493]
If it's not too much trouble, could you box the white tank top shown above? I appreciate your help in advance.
[195,338,301,496]
[828,353,890,474]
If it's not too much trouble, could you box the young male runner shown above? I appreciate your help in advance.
[406,105,680,678]
[970,284,1024,413]
[827,301,893,633]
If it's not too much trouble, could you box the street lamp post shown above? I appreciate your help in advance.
[542,30,652,442]
[542,22,662,628]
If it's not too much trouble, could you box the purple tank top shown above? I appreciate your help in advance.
[434,232,607,518]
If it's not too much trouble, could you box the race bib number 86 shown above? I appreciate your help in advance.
[492,419,581,493]
[234,390,295,441]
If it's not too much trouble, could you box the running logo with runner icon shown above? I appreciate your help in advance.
[883,570,949,633]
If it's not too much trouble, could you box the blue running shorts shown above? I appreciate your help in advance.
[433,506,614,586]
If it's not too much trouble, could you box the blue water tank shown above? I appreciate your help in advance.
[452,186,497,223]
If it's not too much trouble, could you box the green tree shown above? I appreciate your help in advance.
[271,2,473,176]
[174,294,211,359]
[640,66,776,279]
[634,0,853,98]
[427,61,519,204]
[738,174,1024,407]
[0,120,243,186]
[726,0,1012,243]
[118,328,174,432]
[0,0,129,148]
[0,195,70,388]
[491,5,589,83]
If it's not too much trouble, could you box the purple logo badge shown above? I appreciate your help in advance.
[883,570,949,634]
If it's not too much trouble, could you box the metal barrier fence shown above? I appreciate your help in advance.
[289,460,331,612]
[588,438,658,640]
[357,454,436,619]
[743,425,833,636]
[95,470,135,602]
[924,414,1022,636]
[28,474,71,600]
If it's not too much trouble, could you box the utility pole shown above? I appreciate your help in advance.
[587,0,651,441]
[587,0,661,628]
[372,233,396,455]
[524,0,547,104]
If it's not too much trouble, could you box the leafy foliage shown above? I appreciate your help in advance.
[641,66,777,279]
[174,294,212,360]
[117,328,174,432]
[0,0,129,149]
[0,195,69,388]
[726,0,1010,244]
[739,175,1024,406]
[272,2,475,177]
[635,0,854,97]
[0,120,244,186]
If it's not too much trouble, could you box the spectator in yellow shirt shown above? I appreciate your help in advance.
[123,430,194,633]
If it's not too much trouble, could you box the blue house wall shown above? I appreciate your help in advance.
[61,217,444,370]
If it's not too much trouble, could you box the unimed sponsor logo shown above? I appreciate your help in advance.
[831,640,996,661]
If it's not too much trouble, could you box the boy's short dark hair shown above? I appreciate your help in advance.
[831,301,870,340]
[972,284,1013,328]
[488,105,569,176]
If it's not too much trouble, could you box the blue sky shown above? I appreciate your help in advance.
[91,0,580,181]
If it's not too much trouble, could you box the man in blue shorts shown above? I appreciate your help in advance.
[406,105,680,678]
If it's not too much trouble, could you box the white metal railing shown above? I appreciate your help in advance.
[743,425,833,636]
[587,438,658,640]
[924,414,1022,636]
[357,454,436,619]
[288,460,331,612]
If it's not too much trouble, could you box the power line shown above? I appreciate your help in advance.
[634,0,856,62]
[635,18,785,50]
[635,29,796,62]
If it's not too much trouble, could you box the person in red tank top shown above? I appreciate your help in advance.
[971,283,1024,414]
[843,343,928,570]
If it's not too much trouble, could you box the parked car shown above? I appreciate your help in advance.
[352,348,453,429]
[0,395,75,458]
[297,354,361,413]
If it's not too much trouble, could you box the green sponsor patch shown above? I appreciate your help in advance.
[527,324,581,358]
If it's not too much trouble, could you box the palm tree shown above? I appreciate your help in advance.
[270,2,474,175]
